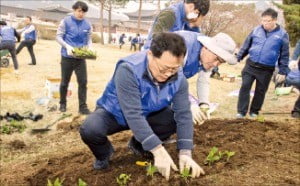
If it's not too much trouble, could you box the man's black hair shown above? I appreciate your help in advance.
[0,20,7,25]
[262,8,278,19]
[26,16,32,21]
[185,0,210,16]
[150,32,186,58]
[72,1,89,12]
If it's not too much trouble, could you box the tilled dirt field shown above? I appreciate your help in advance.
[1,118,299,186]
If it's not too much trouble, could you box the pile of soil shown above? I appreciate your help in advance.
[1,119,299,185]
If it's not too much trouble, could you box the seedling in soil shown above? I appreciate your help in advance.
[146,163,157,178]
[78,178,87,186]
[180,167,192,183]
[224,150,236,162]
[47,178,64,186]
[0,120,26,134]
[205,147,223,166]
[116,173,131,186]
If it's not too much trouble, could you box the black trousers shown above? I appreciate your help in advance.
[237,62,274,115]
[0,41,19,70]
[59,56,87,109]
[80,107,176,160]
[16,40,36,65]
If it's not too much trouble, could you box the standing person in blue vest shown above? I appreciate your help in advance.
[80,32,205,180]
[286,39,300,118]
[56,1,92,115]
[16,16,37,65]
[174,30,237,124]
[0,20,20,74]
[236,8,290,118]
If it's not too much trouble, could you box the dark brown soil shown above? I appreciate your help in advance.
[1,119,299,186]
[9,139,26,149]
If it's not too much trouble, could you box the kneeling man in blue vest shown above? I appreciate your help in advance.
[80,32,237,180]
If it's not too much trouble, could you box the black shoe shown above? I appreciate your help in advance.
[28,63,36,65]
[291,111,300,118]
[128,137,153,159]
[93,144,114,170]
[59,104,66,112]
[79,107,91,115]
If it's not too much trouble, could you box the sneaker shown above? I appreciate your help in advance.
[249,113,258,118]
[291,111,300,118]
[79,107,91,115]
[236,113,245,118]
[59,104,66,112]
[93,144,114,170]
[128,137,153,159]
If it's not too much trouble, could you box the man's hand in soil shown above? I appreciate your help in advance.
[151,145,178,180]
[179,150,205,178]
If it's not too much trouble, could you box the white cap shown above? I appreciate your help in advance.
[197,33,237,65]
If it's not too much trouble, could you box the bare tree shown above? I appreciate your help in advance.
[137,0,142,33]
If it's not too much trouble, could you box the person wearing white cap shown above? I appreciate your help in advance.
[174,30,237,124]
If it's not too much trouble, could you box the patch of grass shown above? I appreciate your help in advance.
[0,120,26,134]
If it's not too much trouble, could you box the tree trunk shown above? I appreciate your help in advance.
[108,0,112,44]
[157,0,161,11]
[99,1,105,44]
[137,0,142,33]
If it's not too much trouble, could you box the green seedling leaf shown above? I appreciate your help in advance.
[146,163,157,178]
[180,167,192,183]
[78,178,87,186]
[47,178,64,186]
[116,173,131,186]
[224,151,236,162]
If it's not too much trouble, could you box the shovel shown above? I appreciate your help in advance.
[262,112,290,115]
[31,113,72,133]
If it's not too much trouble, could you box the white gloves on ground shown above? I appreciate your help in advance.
[179,150,205,178]
[289,60,299,71]
[66,44,74,56]
[275,74,286,84]
[190,104,210,125]
[151,145,178,180]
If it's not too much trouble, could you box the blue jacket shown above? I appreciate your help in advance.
[0,25,17,42]
[144,2,200,49]
[175,30,205,78]
[96,50,193,151]
[237,25,289,74]
[61,15,91,58]
[97,51,184,125]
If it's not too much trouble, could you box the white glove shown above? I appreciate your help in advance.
[275,74,286,84]
[65,44,74,56]
[179,150,205,178]
[289,60,299,71]
[151,145,178,180]
[190,104,208,125]
[200,104,211,120]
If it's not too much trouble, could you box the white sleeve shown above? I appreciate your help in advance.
[22,25,35,34]
[197,70,211,105]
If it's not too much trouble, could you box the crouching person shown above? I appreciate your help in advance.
[80,32,205,180]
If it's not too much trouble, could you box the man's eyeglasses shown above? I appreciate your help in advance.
[155,58,181,74]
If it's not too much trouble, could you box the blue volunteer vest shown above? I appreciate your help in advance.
[97,51,184,126]
[24,25,36,40]
[144,2,200,49]
[249,25,287,66]
[175,30,205,78]
[0,26,15,42]
[61,15,91,58]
